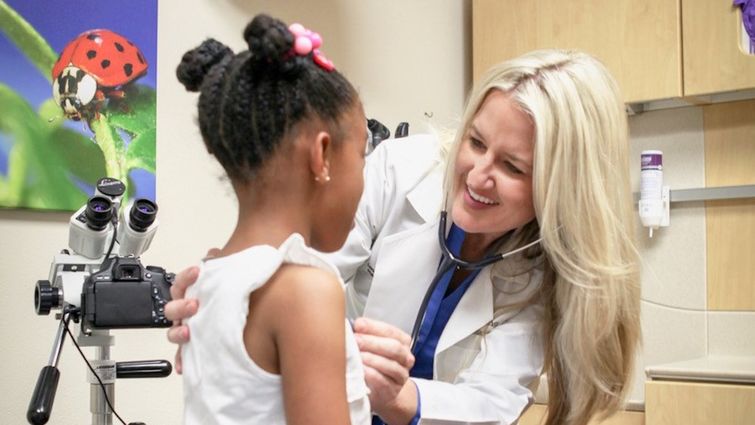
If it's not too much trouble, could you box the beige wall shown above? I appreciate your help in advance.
[0,1,470,423]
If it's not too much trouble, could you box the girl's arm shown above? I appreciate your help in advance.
[256,265,353,425]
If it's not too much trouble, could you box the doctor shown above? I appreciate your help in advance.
[167,49,641,425]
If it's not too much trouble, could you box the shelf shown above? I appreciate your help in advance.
[634,185,755,204]
[626,88,755,115]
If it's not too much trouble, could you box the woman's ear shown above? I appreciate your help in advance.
[309,130,332,183]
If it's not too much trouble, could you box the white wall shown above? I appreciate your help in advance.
[0,1,470,423]
[628,106,709,404]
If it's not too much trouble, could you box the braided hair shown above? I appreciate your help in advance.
[176,14,359,182]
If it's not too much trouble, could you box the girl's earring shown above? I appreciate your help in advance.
[315,171,331,183]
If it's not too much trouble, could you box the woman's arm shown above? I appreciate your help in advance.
[262,265,353,425]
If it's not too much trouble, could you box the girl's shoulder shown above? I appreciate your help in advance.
[263,233,345,310]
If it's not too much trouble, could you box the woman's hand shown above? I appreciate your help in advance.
[164,266,200,374]
[353,318,418,423]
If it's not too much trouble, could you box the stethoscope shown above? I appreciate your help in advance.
[409,210,542,351]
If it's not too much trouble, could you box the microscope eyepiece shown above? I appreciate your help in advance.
[84,196,113,231]
[128,199,157,232]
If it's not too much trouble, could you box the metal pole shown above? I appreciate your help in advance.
[80,330,116,425]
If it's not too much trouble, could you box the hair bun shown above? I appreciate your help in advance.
[176,39,234,92]
[244,14,293,69]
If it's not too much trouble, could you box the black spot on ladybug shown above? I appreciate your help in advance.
[101,59,111,69]
[124,63,133,77]
[86,33,99,40]
[115,42,124,52]
[87,50,97,59]
[137,52,145,64]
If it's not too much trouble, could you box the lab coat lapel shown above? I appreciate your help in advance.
[435,266,493,355]
[362,220,439,334]
[362,166,444,334]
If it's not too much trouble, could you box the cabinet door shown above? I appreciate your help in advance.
[683,0,755,96]
[472,0,682,103]
[646,381,755,425]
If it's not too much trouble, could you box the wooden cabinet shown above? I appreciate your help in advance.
[683,0,755,97]
[703,100,755,311]
[645,381,755,425]
[473,0,755,104]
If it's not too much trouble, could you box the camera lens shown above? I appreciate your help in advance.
[129,199,157,231]
[85,196,113,230]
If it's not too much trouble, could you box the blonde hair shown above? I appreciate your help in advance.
[442,50,641,425]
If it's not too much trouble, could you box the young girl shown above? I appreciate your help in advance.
[175,14,372,424]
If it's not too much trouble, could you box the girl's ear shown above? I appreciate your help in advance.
[309,130,332,183]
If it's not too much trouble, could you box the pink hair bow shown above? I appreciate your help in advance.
[288,23,335,71]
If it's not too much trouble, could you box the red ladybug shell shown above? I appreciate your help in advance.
[51,29,148,88]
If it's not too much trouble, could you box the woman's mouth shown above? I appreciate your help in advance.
[464,186,500,208]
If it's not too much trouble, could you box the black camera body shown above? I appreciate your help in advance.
[81,257,173,333]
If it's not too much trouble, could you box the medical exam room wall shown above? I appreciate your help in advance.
[0,1,470,423]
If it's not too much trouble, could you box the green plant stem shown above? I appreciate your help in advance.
[91,117,126,184]
[0,0,57,79]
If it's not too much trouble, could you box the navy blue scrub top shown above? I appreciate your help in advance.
[410,223,482,379]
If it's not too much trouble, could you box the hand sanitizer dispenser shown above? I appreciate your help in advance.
[639,150,669,237]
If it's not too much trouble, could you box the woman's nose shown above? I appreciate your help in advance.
[468,158,495,190]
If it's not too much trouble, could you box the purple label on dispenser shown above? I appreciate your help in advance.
[641,152,662,170]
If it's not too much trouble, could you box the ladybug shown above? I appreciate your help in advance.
[51,29,148,121]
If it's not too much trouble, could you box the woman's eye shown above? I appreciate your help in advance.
[469,137,485,150]
[505,161,524,175]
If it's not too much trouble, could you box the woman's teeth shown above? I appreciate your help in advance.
[468,188,498,205]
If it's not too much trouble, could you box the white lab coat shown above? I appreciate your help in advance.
[327,134,545,424]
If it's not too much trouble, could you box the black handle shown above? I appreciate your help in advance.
[367,118,391,149]
[116,360,172,379]
[395,122,409,138]
[27,366,60,425]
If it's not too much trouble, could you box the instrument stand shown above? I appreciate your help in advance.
[27,314,171,425]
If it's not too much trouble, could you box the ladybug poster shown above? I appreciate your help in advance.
[0,0,157,211]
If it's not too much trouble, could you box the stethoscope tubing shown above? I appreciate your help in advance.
[408,211,542,351]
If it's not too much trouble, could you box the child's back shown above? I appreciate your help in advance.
[182,234,369,424]
[176,13,370,425]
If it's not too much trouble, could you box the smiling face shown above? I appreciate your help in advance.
[450,90,536,247]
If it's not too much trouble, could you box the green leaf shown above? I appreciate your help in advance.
[0,83,88,210]
[48,127,106,186]
[0,0,57,79]
[38,99,106,198]
[126,127,156,173]
[107,84,156,175]
[38,98,65,129]
[107,85,156,136]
